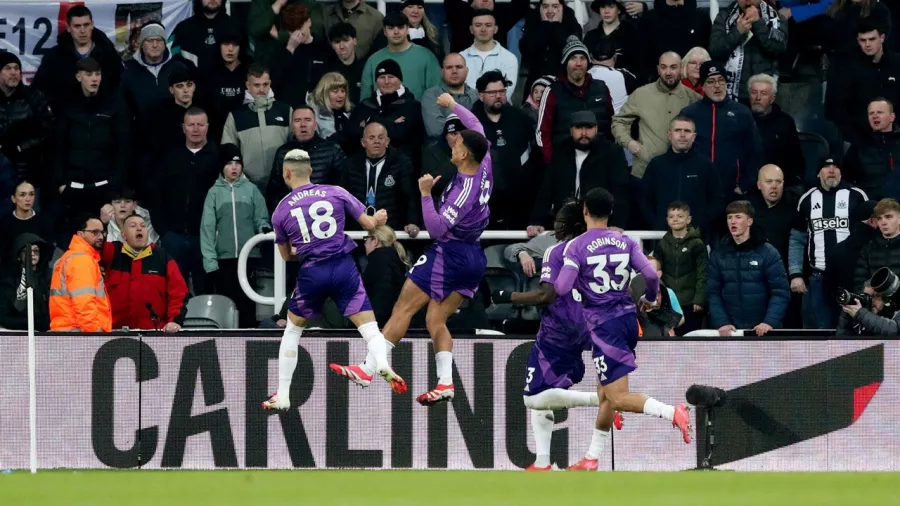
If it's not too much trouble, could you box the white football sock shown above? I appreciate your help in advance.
[435,351,453,385]
[522,389,599,410]
[277,320,304,398]
[357,322,388,371]
[531,410,554,467]
[585,428,610,460]
[360,341,393,376]
[643,398,675,421]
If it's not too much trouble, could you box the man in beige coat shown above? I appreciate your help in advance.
[612,52,701,178]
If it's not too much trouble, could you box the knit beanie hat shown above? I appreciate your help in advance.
[220,143,243,171]
[375,58,403,81]
[560,35,590,64]
[0,51,21,70]
[531,75,555,93]
[137,22,167,47]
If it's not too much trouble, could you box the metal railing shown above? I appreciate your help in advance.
[238,230,666,313]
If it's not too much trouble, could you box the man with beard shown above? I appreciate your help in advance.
[748,74,804,191]
[421,53,479,140]
[49,215,112,332]
[472,71,536,230]
[844,99,900,200]
[529,111,629,234]
[612,52,700,179]
[537,36,614,163]
[172,0,244,72]
[789,158,868,329]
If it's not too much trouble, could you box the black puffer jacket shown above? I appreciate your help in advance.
[845,127,900,200]
[340,147,421,229]
[853,234,900,291]
[0,85,54,185]
[641,147,722,232]
[0,233,51,331]
[266,134,346,211]
[753,103,805,188]
[362,246,409,326]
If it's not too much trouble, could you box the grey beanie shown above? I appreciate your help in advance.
[138,22,167,47]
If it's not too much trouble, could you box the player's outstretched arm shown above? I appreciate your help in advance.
[450,102,485,137]
[493,283,557,306]
[356,209,387,231]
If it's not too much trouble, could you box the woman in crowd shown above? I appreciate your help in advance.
[521,76,553,123]
[361,225,411,327]
[0,233,51,331]
[0,181,53,265]
[681,47,710,96]
[402,0,443,61]
[307,72,353,143]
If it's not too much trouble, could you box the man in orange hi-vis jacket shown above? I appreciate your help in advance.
[50,215,112,332]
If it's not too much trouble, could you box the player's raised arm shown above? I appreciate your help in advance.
[419,174,455,240]
[357,209,388,231]
[450,101,485,137]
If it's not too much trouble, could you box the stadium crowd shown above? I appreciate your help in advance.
[1,0,899,335]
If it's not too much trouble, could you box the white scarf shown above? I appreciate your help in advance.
[409,27,426,40]
[723,1,780,100]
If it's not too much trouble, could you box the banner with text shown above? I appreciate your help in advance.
[0,0,193,78]
[0,335,897,471]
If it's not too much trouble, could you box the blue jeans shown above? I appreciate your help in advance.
[805,271,837,329]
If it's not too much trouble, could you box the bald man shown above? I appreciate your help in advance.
[421,53,480,140]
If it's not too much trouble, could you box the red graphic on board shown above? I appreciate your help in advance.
[852,381,881,424]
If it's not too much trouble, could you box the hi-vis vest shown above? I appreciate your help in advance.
[49,236,112,332]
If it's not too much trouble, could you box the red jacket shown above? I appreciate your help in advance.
[101,242,189,330]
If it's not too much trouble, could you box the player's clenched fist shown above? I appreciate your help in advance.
[374,209,388,226]
[436,93,456,109]
[419,174,441,196]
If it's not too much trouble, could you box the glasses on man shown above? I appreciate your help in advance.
[706,77,727,87]
[480,89,506,97]
[82,228,107,237]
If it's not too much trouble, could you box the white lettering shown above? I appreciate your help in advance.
[586,237,628,254]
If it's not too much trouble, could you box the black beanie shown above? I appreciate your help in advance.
[375,58,403,81]
[220,143,243,171]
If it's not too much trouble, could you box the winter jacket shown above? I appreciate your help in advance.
[421,83,480,140]
[472,102,538,204]
[101,241,189,330]
[709,1,788,102]
[322,1,383,59]
[49,234,112,332]
[844,127,900,200]
[155,142,221,236]
[348,90,424,165]
[639,0,711,80]
[202,58,250,144]
[850,307,900,336]
[306,95,350,140]
[707,226,790,329]
[821,2,892,63]
[270,41,331,108]
[340,147,421,229]
[641,147,722,231]
[444,0,530,53]
[831,200,879,294]
[171,8,244,71]
[360,46,441,102]
[0,85,54,186]
[654,227,708,308]
[221,90,292,189]
[530,137,630,228]
[853,234,900,291]
[248,0,325,66]
[31,29,123,112]
[680,97,764,195]
[611,79,701,178]
[826,50,900,146]
[420,139,456,199]
[753,103,805,188]
[0,212,54,266]
[53,90,130,188]
[583,19,643,82]
[746,190,796,272]
[0,233,50,331]
[537,74,615,163]
[266,134,346,211]
[106,206,159,245]
[362,246,409,326]
[519,10,581,91]
[120,51,194,150]
[200,174,271,273]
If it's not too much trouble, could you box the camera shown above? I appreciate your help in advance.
[836,288,874,308]
[836,267,900,310]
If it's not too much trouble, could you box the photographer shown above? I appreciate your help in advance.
[839,267,900,336]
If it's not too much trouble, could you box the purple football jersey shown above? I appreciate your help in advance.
[560,228,659,330]
[537,241,589,350]
[272,184,365,266]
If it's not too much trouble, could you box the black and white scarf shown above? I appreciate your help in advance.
[723,1,780,100]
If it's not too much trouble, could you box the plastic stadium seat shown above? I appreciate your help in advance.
[798,132,830,187]
[184,295,239,329]
[482,244,522,322]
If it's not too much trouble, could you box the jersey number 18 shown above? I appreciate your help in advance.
[290,201,337,243]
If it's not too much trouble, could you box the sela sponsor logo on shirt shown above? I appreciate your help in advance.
[442,206,459,224]
[811,216,849,232]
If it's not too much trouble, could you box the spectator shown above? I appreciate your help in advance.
[49,215,112,332]
[221,63,291,192]
[854,198,900,292]
[324,23,365,105]
[789,157,868,329]
[584,0,642,81]
[681,46,711,95]
[530,111,630,231]
[503,230,557,278]
[350,59,424,165]
[831,200,879,298]
[360,12,441,101]
[844,99,900,200]
[267,106,346,209]
[522,76,553,123]
[680,61,764,196]
[707,200,790,336]
[826,20,900,146]
[460,10,519,101]
[748,74,805,190]
[641,256,686,334]
[307,72,353,141]
[322,0,383,60]
[341,122,421,234]
[248,0,325,66]
[612,52,700,178]
[31,6,123,113]
[422,54,479,140]
[0,233,51,331]
[100,187,159,245]
[0,181,53,264]
[821,0,891,63]
[588,39,639,114]
[362,225,411,326]
[402,0,443,61]
[520,0,581,90]
[204,27,250,144]
[641,115,721,232]
[54,58,129,222]
[157,108,221,294]
[154,64,204,149]
[171,0,243,71]
[421,115,462,199]
[472,71,538,229]
[444,0,530,53]
[101,213,189,331]
[653,202,708,334]
[201,145,270,328]
[0,53,54,193]
[537,36,615,163]
[271,4,330,108]
[709,0,787,103]
[639,0,711,80]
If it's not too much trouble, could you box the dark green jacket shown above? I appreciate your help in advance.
[654,227,708,308]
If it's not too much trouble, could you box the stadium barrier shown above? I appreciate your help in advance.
[1,330,896,471]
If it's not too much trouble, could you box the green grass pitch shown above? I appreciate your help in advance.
[1,471,898,506]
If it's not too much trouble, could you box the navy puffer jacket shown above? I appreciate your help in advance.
[707,226,790,329]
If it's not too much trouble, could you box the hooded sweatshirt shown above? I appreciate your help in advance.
[199,173,271,273]
[221,89,292,189]
[0,233,50,330]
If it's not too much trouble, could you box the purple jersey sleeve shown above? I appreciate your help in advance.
[541,241,564,285]
[555,237,582,295]
[273,206,289,245]
[630,239,660,302]
[453,103,485,137]
[421,196,451,239]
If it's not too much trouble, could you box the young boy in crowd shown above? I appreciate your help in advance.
[653,201,708,334]
[200,144,271,328]
[100,187,159,245]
